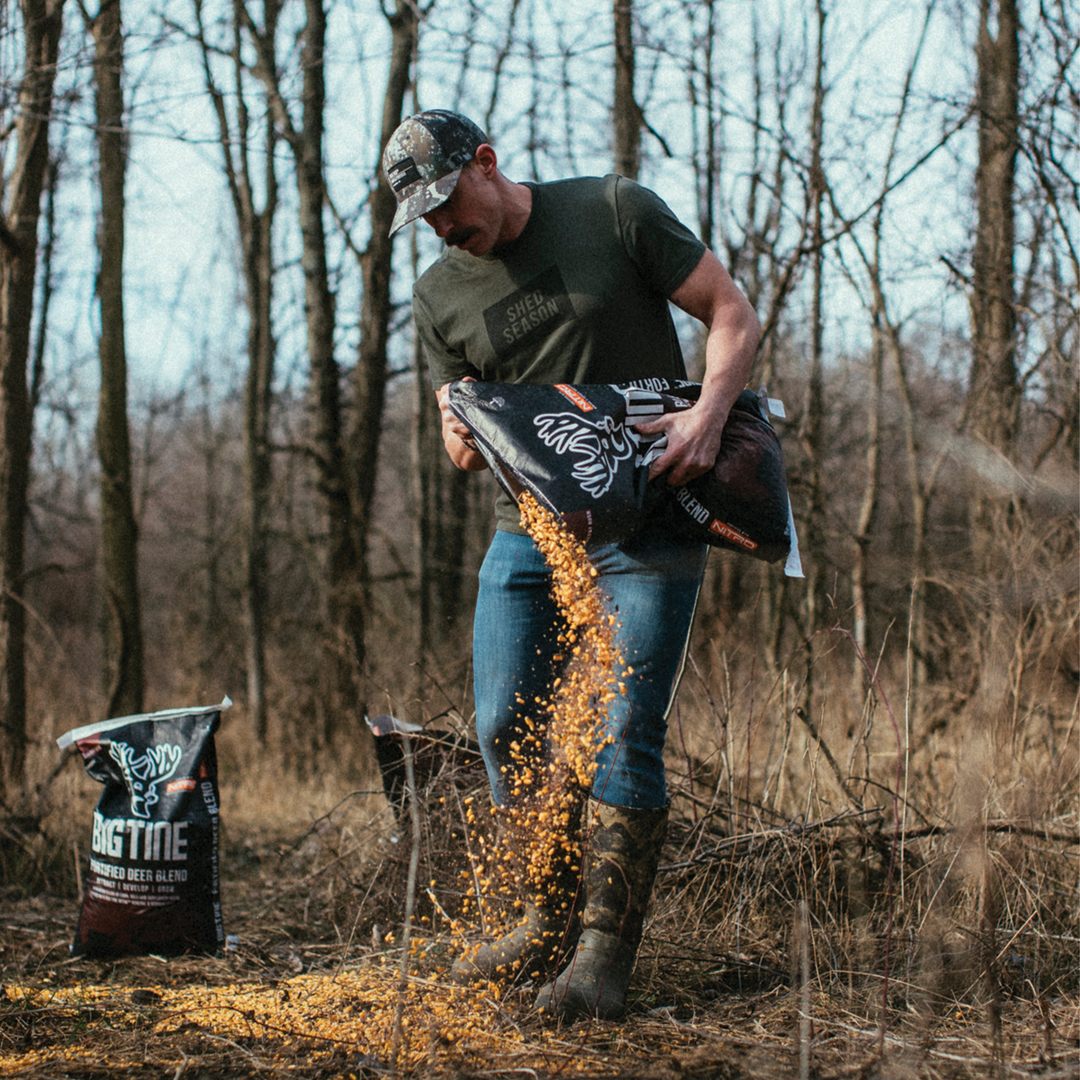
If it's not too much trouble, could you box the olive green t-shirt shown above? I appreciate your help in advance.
[413,174,707,532]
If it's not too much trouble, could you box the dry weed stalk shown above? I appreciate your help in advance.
[657,594,1078,1074]
[391,736,422,1074]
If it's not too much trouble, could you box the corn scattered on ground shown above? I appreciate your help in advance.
[2,965,597,1076]
[5,960,1074,1079]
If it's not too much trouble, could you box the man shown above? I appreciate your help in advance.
[382,110,760,1020]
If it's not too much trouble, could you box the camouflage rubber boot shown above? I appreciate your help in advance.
[451,796,584,985]
[535,801,668,1020]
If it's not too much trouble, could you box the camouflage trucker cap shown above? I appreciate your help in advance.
[382,110,488,236]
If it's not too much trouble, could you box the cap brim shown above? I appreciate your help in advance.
[388,167,464,236]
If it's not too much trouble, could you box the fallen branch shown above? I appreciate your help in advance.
[883,821,1080,845]
[659,806,887,873]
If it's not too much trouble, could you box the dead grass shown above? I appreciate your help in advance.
[2,728,1077,1080]
[2,519,1077,1078]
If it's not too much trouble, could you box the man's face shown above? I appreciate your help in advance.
[421,160,496,256]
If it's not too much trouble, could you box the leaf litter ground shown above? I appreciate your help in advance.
[2,865,1075,1080]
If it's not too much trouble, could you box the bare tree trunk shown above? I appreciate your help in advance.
[291,0,360,747]
[347,0,418,719]
[29,155,59,418]
[241,160,275,746]
[197,372,223,686]
[195,0,279,743]
[683,0,738,641]
[745,15,795,674]
[893,328,932,722]
[852,322,882,660]
[483,0,524,134]
[91,0,143,719]
[799,0,828,656]
[967,0,1020,569]
[241,14,277,748]
[245,0,353,746]
[438,471,472,631]
[411,223,459,705]
[613,0,640,179]
[0,0,65,795]
[696,0,718,251]
[835,0,938,717]
[413,330,472,705]
[854,212,937,720]
[413,315,435,711]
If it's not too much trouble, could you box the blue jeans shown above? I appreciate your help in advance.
[472,522,707,810]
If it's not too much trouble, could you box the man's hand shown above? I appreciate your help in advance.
[634,399,728,487]
[438,378,489,472]
[637,248,760,486]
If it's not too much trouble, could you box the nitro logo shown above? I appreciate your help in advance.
[484,266,574,359]
[675,487,758,550]
[533,412,637,498]
[709,519,757,551]
[109,741,183,819]
[555,385,595,411]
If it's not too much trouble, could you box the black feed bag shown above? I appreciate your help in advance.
[57,699,229,958]
[448,379,795,563]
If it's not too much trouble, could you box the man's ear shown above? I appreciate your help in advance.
[473,143,498,174]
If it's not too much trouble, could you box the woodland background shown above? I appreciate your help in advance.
[0,0,1076,1075]
[0,0,1077,1051]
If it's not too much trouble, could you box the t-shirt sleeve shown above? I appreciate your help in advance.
[413,289,481,388]
[613,177,707,299]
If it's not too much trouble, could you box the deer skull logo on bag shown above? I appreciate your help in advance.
[109,742,184,819]
[533,412,639,498]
